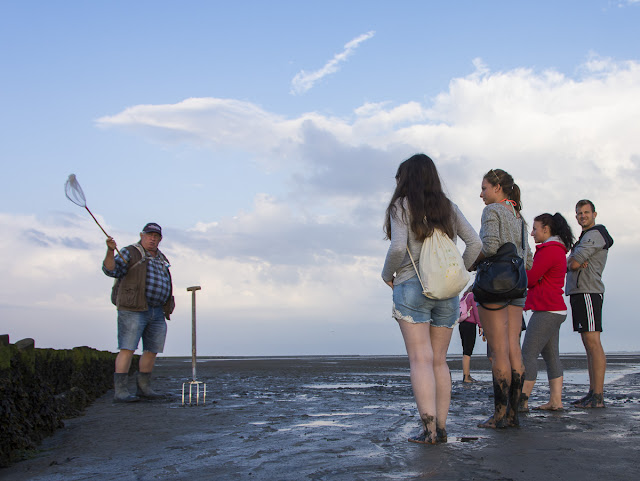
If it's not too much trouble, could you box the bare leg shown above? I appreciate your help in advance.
[139,351,158,373]
[398,321,437,443]
[477,305,510,428]
[578,332,606,408]
[462,355,476,382]
[521,380,534,411]
[536,376,564,410]
[430,325,454,442]
[548,376,563,408]
[115,349,135,373]
[581,332,605,394]
[585,346,595,391]
[462,354,472,381]
[506,307,525,426]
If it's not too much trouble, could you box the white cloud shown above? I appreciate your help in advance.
[97,56,640,234]
[8,57,640,355]
[290,31,375,95]
[0,210,395,356]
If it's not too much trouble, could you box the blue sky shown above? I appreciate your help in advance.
[1,1,639,356]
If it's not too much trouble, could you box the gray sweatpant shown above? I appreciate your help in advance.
[522,311,566,381]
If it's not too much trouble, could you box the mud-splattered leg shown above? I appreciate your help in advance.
[408,413,437,444]
[507,369,524,426]
[576,392,605,408]
[572,389,593,406]
[436,425,448,443]
[518,392,529,413]
[478,376,509,429]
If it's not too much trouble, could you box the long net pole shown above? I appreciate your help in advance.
[65,174,126,260]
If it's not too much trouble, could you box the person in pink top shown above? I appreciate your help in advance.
[520,213,574,411]
[458,289,483,383]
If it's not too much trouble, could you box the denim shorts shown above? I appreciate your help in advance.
[476,297,526,309]
[117,306,167,353]
[392,276,459,328]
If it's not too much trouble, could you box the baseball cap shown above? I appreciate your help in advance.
[142,223,162,236]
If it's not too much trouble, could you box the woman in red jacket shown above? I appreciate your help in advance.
[520,213,574,411]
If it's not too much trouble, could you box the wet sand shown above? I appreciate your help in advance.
[2,354,640,481]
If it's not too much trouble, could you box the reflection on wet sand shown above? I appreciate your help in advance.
[3,355,640,481]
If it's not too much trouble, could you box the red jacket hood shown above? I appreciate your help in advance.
[535,240,568,254]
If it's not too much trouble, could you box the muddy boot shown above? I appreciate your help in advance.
[113,373,140,403]
[136,372,164,399]
[507,370,524,426]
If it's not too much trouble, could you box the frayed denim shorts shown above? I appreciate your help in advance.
[117,306,167,353]
[392,276,459,328]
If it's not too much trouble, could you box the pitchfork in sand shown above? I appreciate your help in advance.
[183,286,206,406]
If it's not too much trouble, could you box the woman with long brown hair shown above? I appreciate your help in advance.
[382,154,481,444]
[472,169,532,428]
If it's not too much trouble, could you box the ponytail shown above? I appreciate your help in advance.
[510,183,522,213]
[483,169,522,212]
[534,212,575,249]
[551,212,574,250]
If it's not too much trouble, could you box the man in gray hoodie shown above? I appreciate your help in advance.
[566,200,614,408]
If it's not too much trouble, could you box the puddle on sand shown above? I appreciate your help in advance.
[294,420,352,428]
[303,383,386,389]
[306,412,371,417]
[447,436,483,443]
[449,364,640,386]
[348,371,407,377]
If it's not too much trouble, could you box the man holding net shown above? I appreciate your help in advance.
[103,222,175,402]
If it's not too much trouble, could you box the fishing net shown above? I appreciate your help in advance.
[64,174,87,207]
[64,174,125,261]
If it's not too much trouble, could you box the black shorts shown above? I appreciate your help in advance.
[570,293,603,333]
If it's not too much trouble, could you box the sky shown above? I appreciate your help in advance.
[1,0,639,357]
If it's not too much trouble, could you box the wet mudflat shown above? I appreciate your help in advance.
[2,354,640,480]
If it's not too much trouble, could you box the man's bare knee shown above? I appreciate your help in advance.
[581,332,603,351]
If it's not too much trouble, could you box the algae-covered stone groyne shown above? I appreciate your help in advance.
[0,334,116,467]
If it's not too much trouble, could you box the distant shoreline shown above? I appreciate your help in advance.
[156,352,640,360]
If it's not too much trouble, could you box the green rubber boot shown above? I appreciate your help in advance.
[113,373,140,403]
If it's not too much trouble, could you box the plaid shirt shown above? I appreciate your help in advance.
[103,245,172,307]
